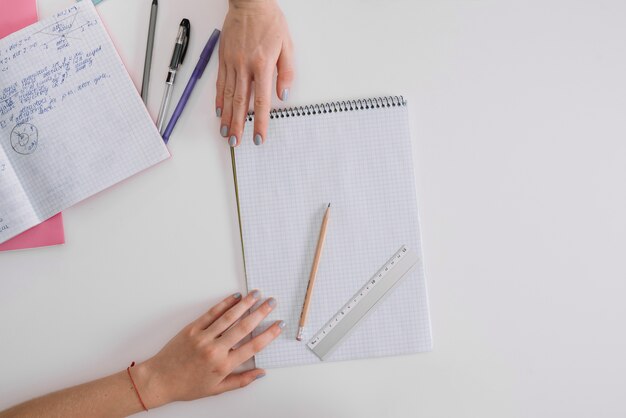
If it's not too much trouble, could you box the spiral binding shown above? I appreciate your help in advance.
[245,96,406,122]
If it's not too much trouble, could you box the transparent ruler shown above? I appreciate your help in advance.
[307,245,419,360]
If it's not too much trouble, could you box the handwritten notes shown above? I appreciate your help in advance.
[0,6,103,130]
[0,2,169,244]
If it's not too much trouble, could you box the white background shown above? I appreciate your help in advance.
[1,0,625,417]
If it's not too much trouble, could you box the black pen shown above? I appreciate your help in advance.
[156,19,190,133]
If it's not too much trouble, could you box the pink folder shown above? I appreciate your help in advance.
[0,0,65,252]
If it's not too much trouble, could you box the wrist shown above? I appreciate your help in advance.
[131,359,170,410]
[229,0,277,12]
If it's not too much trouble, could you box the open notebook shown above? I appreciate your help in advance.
[0,0,66,252]
[232,97,432,368]
[0,2,169,244]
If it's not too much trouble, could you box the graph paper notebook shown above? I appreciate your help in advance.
[0,0,66,252]
[0,2,169,244]
[232,97,432,368]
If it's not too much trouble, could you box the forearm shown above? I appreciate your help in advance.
[1,292,280,416]
[0,369,144,418]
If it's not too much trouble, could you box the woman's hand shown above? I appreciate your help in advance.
[0,291,281,417]
[133,291,284,408]
[216,0,295,147]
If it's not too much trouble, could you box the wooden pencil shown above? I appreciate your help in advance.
[297,203,332,341]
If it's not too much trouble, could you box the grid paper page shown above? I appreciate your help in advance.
[234,100,432,368]
[0,2,169,244]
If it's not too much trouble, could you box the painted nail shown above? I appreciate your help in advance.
[281,88,289,101]
[220,125,228,137]
[255,373,266,380]
[229,135,237,147]
[268,297,277,308]
[250,290,261,299]
[278,320,286,329]
[233,292,242,299]
[254,134,263,146]
[216,107,222,117]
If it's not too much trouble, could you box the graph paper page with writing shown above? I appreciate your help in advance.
[234,100,432,368]
[0,2,169,244]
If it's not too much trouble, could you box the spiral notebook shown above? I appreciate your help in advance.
[232,97,432,368]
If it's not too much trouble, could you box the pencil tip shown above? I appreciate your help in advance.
[328,203,331,208]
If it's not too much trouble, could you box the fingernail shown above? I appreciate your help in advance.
[250,290,261,299]
[216,107,222,117]
[229,135,237,147]
[220,125,228,137]
[268,297,277,308]
[254,134,263,146]
[281,88,289,101]
[255,373,266,380]
[233,292,242,299]
[278,320,286,329]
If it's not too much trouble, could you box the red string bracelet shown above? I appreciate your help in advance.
[127,362,148,412]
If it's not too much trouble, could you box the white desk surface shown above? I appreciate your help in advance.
[2,1,626,417]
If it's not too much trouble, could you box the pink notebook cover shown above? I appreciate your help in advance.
[0,0,66,252]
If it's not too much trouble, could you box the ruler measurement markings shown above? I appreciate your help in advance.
[307,246,418,358]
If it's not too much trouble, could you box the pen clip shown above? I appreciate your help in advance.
[180,19,191,64]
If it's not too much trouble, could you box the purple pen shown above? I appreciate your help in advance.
[162,29,220,143]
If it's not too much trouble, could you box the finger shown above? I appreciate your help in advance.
[216,369,266,394]
[228,73,250,147]
[192,293,242,331]
[252,68,273,146]
[205,290,262,338]
[220,66,236,138]
[230,320,285,367]
[219,297,276,348]
[215,41,226,118]
[276,40,295,102]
